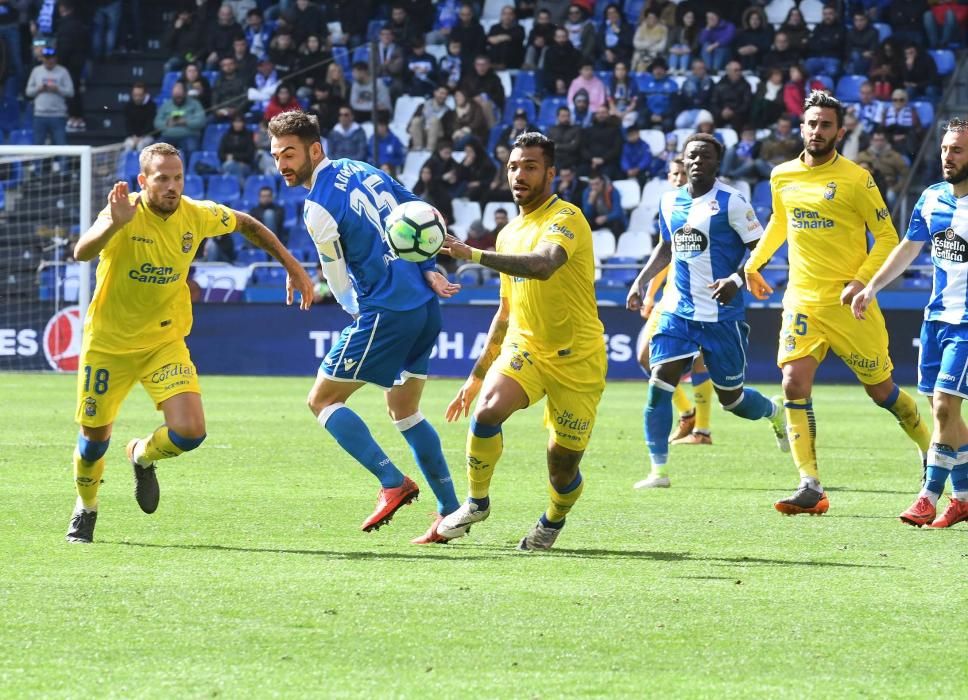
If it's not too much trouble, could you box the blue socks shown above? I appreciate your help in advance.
[396,413,460,516]
[319,404,403,488]
[645,379,674,472]
[724,388,774,421]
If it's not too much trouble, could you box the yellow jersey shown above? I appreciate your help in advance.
[497,195,604,360]
[84,194,237,352]
[745,152,897,307]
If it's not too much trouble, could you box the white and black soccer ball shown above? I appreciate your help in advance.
[385,200,446,262]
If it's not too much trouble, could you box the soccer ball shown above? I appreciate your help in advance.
[385,200,446,262]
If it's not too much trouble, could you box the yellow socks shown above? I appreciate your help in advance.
[466,419,503,499]
[672,384,693,415]
[785,398,819,480]
[139,426,185,463]
[73,450,105,510]
[545,471,584,523]
[693,378,713,433]
[879,386,931,454]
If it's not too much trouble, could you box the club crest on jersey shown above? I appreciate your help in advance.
[181,231,194,253]
[672,223,708,258]
[708,199,719,213]
[784,335,796,352]
[823,182,837,200]
[933,227,968,264]
[84,397,96,417]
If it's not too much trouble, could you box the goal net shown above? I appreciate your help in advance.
[0,144,124,372]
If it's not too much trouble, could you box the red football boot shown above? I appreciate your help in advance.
[360,476,419,532]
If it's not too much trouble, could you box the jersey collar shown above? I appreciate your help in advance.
[522,194,558,218]
[798,151,840,170]
[308,158,332,190]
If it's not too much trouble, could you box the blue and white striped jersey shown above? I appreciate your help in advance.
[658,179,763,322]
[302,158,435,314]
[905,181,968,325]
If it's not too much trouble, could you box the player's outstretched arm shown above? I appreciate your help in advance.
[423,269,461,298]
[852,238,924,320]
[74,181,138,261]
[233,210,315,310]
[441,234,567,281]
[627,239,672,311]
[445,296,510,422]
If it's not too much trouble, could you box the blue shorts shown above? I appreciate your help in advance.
[918,319,968,398]
[321,298,441,389]
[650,312,749,390]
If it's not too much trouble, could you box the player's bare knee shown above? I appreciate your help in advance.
[863,380,894,405]
[547,443,581,486]
[781,373,809,399]
[932,394,955,426]
[716,387,743,409]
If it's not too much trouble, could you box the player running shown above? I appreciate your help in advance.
[636,156,716,446]
[852,119,968,528]
[745,91,931,515]
[67,142,313,543]
[437,132,607,551]
[268,111,462,543]
[627,133,787,490]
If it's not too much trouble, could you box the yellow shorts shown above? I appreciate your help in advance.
[494,342,607,451]
[75,339,201,427]
[642,306,663,343]
[777,302,894,385]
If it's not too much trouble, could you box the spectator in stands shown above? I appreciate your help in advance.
[536,0,569,25]
[582,105,623,180]
[924,0,966,48]
[205,3,245,69]
[522,7,554,70]
[883,87,922,156]
[375,26,405,98]
[224,1,257,24]
[0,0,25,87]
[153,80,205,158]
[405,36,439,97]
[721,125,761,182]
[439,38,464,90]
[413,165,454,224]
[542,26,581,96]
[666,9,699,75]
[123,82,155,152]
[203,231,237,263]
[349,61,391,124]
[327,106,367,161]
[293,34,330,100]
[783,64,808,120]
[631,9,668,73]
[267,31,299,82]
[212,55,249,121]
[486,4,525,70]
[251,119,277,175]
[710,60,751,131]
[845,10,880,75]
[650,132,679,179]
[779,6,809,56]
[263,83,300,122]
[856,127,909,207]
[247,57,281,114]
[427,0,460,44]
[369,119,406,176]
[499,108,536,149]
[608,61,639,128]
[308,83,340,135]
[554,164,585,205]
[182,62,212,111]
[621,127,653,187]
[459,54,506,124]
[749,67,785,128]
[839,112,870,161]
[548,105,582,170]
[851,81,885,132]
[597,3,633,71]
[491,207,509,238]
[698,10,735,73]
[734,6,771,74]
[582,172,625,236]
[91,0,121,59]
[761,31,800,76]
[324,62,350,104]
[26,46,73,150]
[249,186,287,244]
[568,61,606,112]
[451,85,489,147]
[482,143,514,203]
[451,2,487,63]
[454,138,496,202]
[54,0,87,132]
[638,57,678,132]
[679,57,714,121]
[423,139,460,188]
[465,219,497,253]
[869,38,903,98]
[754,115,802,175]
[329,0,373,47]
[244,8,273,59]
[164,8,205,73]
[408,85,454,151]
[570,88,592,127]
[901,43,940,99]
[804,5,845,78]
[387,3,422,47]
[564,4,596,62]
[886,2,927,48]
[283,0,327,48]
[230,36,259,86]
[219,114,256,181]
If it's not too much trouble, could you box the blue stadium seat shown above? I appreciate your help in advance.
[595,71,614,90]
[810,75,834,92]
[930,49,956,76]
[116,150,140,181]
[333,46,350,74]
[243,174,278,203]
[202,123,230,153]
[538,97,567,127]
[752,180,772,209]
[203,70,219,86]
[7,128,31,145]
[288,238,317,262]
[760,268,788,290]
[512,71,536,98]
[366,19,384,42]
[189,150,221,176]
[0,97,20,132]
[912,101,934,126]
[282,201,301,231]
[601,256,639,286]
[873,22,892,43]
[503,98,536,124]
[183,174,205,199]
[206,174,241,206]
[624,0,646,24]
[278,184,307,206]
[487,123,506,153]
[352,45,371,65]
[834,74,866,102]
[237,248,268,265]
[160,70,180,100]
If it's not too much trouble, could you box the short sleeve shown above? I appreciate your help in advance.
[728,192,763,244]
[904,192,930,243]
[539,210,583,258]
[195,199,238,238]
[657,194,672,243]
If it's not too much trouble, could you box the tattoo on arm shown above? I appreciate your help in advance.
[471,313,509,380]
[479,242,567,281]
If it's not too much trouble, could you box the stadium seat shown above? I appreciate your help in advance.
[612,179,642,210]
[627,205,657,235]
[537,97,567,127]
[206,175,241,206]
[754,206,772,227]
[810,75,835,92]
[400,149,429,190]
[615,229,653,259]
[483,201,516,230]
[333,46,350,74]
[873,22,892,42]
[595,71,614,90]
[282,200,303,231]
[503,98,536,124]
[450,198,482,241]
[716,127,738,149]
[0,97,20,132]
[764,0,795,25]
[638,129,665,156]
[592,229,616,260]
[601,256,640,286]
[116,150,140,181]
[730,179,751,201]
[930,49,956,76]
[512,71,537,98]
[7,128,31,145]
[912,101,934,126]
[237,248,268,265]
[798,0,824,23]
[496,70,513,100]
[203,70,219,86]
[352,45,371,65]
[760,267,788,291]
[278,183,307,207]
[180,174,203,200]
[189,150,221,177]
[457,267,483,286]
[487,123,506,153]
[481,0,504,20]
[624,0,646,24]
[641,177,674,206]
[752,180,772,209]
[243,174,277,203]
[834,75,867,102]
[202,123,230,154]
[365,19,384,42]
[160,70,180,100]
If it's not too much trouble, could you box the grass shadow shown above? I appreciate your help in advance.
[107,540,496,562]
[551,548,898,569]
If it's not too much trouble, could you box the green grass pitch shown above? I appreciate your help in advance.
[2,373,965,698]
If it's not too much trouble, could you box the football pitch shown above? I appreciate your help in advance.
[2,373,965,698]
